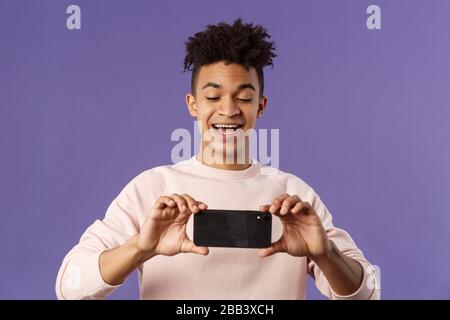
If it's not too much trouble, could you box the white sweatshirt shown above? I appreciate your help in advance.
[56,156,380,300]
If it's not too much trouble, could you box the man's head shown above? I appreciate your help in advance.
[183,19,277,167]
[184,18,277,98]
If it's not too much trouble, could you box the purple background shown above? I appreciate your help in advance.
[1,0,449,299]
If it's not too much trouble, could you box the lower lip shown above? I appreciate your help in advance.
[212,127,242,137]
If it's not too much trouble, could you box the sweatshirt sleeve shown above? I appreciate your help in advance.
[284,174,381,300]
[55,169,165,300]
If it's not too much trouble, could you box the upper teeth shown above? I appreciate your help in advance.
[213,124,240,129]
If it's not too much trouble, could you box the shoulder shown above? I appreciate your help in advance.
[260,165,317,199]
[269,168,332,219]
[115,163,178,203]
[122,158,195,193]
[127,164,169,187]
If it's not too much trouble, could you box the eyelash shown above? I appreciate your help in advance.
[206,97,252,103]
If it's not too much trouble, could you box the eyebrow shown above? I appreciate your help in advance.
[201,82,256,91]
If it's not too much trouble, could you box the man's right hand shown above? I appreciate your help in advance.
[99,193,208,286]
[136,194,209,260]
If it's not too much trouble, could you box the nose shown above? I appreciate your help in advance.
[218,97,240,117]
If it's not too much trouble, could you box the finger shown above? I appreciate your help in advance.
[171,193,188,214]
[259,205,271,212]
[181,194,200,214]
[197,201,208,211]
[154,196,176,210]
[280,195,301,215]
[181,239,209,255]
[291,201,312,214]
[269,193,290,215]
[258,238,286,258]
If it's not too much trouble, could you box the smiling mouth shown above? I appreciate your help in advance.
[211,124,243,136]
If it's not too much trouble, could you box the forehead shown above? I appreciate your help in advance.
[197,61,258,89]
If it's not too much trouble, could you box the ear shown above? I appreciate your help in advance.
[186,93,197,117]
[256,95,268,118]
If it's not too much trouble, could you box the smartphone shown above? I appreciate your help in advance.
[193,209,272,248]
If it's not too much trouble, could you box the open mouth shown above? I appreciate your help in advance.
[211,123,243,136]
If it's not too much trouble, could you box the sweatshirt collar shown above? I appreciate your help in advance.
[179,155,261,180]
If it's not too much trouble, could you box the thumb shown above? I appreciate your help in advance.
[181,238,209,255]
[258,237,286,258]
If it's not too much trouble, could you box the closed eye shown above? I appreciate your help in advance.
[237,98,252,103]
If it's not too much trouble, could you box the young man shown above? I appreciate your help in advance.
[56,19,380,300]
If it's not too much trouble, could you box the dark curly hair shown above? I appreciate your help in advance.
[183,18,277,97]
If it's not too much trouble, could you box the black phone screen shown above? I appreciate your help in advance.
[193,209,272,248]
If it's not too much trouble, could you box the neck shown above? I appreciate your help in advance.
[196,135,254,170]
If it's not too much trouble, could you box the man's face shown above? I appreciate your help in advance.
[186,61,267,164]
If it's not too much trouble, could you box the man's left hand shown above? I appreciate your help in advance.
[258,193,331,259]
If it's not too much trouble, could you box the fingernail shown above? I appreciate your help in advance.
[181,205,187,212]
[193,205,198,212]
[269,205,275,213]
[280,207,288,215]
